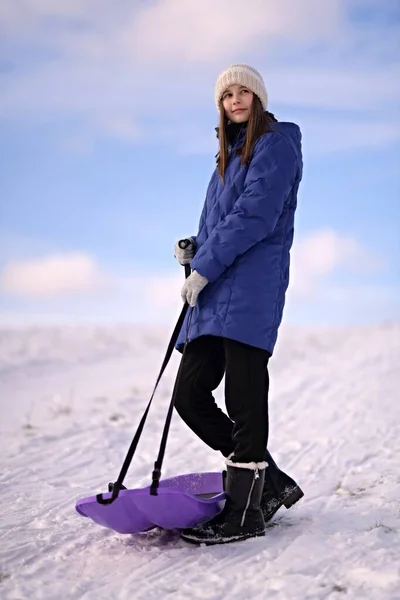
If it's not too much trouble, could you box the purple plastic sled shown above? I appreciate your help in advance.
[75,472,225,534]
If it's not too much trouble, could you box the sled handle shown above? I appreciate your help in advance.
[96,239,193,505]
[178,238,192,249]
[178,238,192,279]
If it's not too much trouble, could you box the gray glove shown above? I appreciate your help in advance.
[181,270,208,307]
[174,237,196,266]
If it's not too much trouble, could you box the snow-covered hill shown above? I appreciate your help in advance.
[1,323,399,600]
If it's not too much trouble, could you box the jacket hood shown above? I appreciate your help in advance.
[272,121,301,147]
[271,121,302,169]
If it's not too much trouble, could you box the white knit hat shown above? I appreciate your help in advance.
[214,64,268,111]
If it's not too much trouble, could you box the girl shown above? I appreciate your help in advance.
[173,64,303,545]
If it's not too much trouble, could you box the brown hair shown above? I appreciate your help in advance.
[216,95,276,182]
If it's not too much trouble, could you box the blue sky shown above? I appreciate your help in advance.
[0,0,399,327]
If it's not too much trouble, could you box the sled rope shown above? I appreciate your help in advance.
[97,246,193,505]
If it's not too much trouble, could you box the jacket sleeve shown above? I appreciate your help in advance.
[190,134,298,283]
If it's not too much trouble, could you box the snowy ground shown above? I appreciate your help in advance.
[1,322,399,600]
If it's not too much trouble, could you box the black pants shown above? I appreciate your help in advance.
[173,335,271,463]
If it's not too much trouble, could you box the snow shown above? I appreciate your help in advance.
[1,322,400,600]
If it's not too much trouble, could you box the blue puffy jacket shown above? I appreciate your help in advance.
[175,121,303,355]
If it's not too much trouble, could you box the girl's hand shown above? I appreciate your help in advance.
[174,237,196,265]
[181,271,208,307]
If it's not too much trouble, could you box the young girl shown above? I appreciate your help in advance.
[173,64,303,545]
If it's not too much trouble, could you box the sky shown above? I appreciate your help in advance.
[0,0,399,327]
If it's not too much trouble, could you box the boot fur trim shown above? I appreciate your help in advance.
[225,458,268,470]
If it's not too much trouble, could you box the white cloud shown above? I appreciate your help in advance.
[0,230,395,326]
[0,249,184,323]
[143,274,183,310]
[0,231,385,307]
[0,0,112,33]
[127,0,343,64]
[0,253,108,297]
[111,232,380,323]
[290,229,384,297]
[0,0,399,153]
[286,281,400,325]
[0,0,343,48]
[27,0,98,17]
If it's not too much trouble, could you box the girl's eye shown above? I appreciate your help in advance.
[242,89,249,94]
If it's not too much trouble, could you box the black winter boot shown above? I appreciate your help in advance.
[180,463,266,545]
[261,450,304,523]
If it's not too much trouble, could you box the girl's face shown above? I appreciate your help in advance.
[221,84,254,123]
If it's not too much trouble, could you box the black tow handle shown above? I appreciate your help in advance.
[178,238,193,279]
